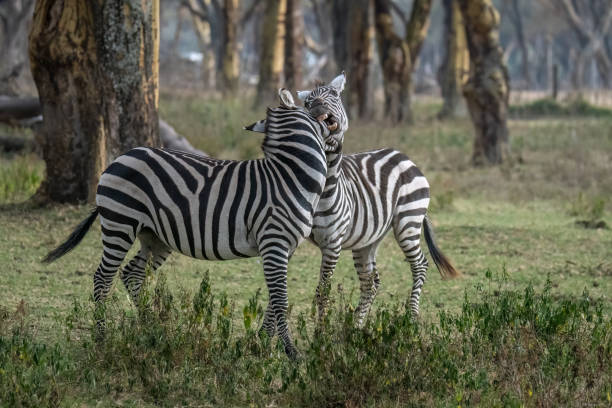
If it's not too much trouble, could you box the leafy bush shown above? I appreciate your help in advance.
[510,98,612,118]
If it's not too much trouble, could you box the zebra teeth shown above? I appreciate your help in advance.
[327,122,338,131]
[316,113,329,122]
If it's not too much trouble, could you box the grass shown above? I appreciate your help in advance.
[0,94,611,406]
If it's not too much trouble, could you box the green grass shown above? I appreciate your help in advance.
[1,95,611,406]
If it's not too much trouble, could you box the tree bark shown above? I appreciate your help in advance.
[0,0,36,96]
[458,0,510,166]
[284,0,304,90]
[437,0,468,119]
[220,0,239,94]
[347,0,373,119]
[29,0,161,203]
[255,0,286,105]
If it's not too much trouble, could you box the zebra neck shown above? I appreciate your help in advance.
[325,152,343,179]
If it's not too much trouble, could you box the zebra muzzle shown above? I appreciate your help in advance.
[316,113,339,132]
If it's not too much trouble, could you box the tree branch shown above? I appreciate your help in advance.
[239,0,263,26]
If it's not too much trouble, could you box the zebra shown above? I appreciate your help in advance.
[42,89,344,358]
[245,78,460,326]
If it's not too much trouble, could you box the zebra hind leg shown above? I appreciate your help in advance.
[315,245,341,324]
[121,229,172,303]
[94,219,139,338]
[353,244,381,328]
[394,220,428,317]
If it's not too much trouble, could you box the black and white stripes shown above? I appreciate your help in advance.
[44,103,337,358]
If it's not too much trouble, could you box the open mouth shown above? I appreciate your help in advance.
[316,113,339,132]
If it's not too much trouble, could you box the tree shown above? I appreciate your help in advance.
[437,0,469,119]
[374,0,433,123]
[221,0,239,93]
[284,0,304,90]
[255,0,286,105]
[347,0,373,119]
[0,0,36,96]
[556,0,612,88]
[506,0,531,87]
[29,0,161,203]
[458,0,510,165]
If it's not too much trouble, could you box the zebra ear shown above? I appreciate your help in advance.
[243,119,266,133]
[297,90,311,101]
[330,71,346,93]
[278,88,297,108]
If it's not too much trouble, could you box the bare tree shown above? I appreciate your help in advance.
[221,0,239,93]
[0,0,36,96]
[556,0,612,88]
[458,0,510,165]
[437,0,469,119]
[374,0,433,123]
[506,0,531,87]
[29,0,161,203]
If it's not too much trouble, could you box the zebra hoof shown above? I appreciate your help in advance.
[285,345,300,361]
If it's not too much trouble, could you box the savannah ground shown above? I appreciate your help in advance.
[0,95,611,406]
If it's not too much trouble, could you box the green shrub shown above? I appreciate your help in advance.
[1,271,610,407]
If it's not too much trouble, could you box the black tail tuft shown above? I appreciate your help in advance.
[42,208,99,263]
[423,214,460,279]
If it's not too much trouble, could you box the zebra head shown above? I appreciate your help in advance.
[245,86,343,153]
[297,72,348,138]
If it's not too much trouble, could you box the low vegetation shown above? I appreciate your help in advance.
[1,95,611,406]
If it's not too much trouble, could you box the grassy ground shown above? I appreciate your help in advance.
[0,95,611,406]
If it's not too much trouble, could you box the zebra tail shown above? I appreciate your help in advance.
[42,208,99,264]
[423,214,460,279]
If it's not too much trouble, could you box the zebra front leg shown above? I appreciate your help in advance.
[315,245,341,323]
[260,244,298,359]
[352,244,381,327]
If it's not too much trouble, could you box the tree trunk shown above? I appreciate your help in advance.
[0,0,36,96]
[509,0,530,88]
[221,0,239,94]
[374,0,410,123]
[187,0,216,89]
[458,0,510,166]
[331,0,349,72]
[255,0,286,106]
[438,0,469,119]
[347,0,373,119]
[284,0,304,90]
[374,0,432,123]
[29,0,161,203]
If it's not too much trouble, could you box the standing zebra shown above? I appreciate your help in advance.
[43,91,344,358]
[245,78,459,326]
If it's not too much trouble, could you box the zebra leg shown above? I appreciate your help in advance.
[94,217,138,336]
[393,218,428,317]
[258,301,277,339]
[259,243,297,359]
[121,230,172,303]
[315,245,341,323]
[353,244,381,327]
